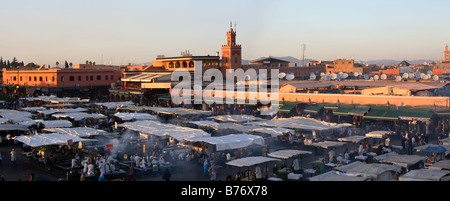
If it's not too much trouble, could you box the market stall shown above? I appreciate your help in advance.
[379,154,427,170]
[399,169,450,181]
[185,134,265,152]
[226,156,281,181]
[113,112,157,121]
[333,161,401,181]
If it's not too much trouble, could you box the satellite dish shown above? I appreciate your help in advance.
[259,73,267,80]
[320,72,325,76]
[415,72,421,78]
[326,75,331,81]
[310,74,316,80]
[369,77,374,80]
[278,72,286,79]
[432,75,439,81]
[342,73,348,79]
[395,76,402,82]
[193,85,202,91]
[402,73,409,79]
[286,73,295,80]
[331,73,337,80]
[409,73,415,79]
[373,75,379,80]
[364,74,369,80]
[354,72,359,77]
[420,73,426,80]
[427,70,433,75]
[380,74,387,80]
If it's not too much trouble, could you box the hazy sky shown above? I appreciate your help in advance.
[1,0,449,65]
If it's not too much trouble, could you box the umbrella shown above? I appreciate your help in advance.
[422,145,447,154]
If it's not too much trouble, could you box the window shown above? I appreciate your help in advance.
[69,76,74,81]
[39,77,42,81]
[13,76,16,81]
[111,75,114,80]
[20,76,22,81]
[29,77,31,81]
[97,75,101,80]
[61,76,65,82]
[105,75,108,80]
[235,57,238,63]
[90,76,93,81]
[169,62,174,68]
[34,76,37,81]
[78,76,81,81]
[86,76,89,81]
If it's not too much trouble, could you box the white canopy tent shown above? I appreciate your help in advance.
[14,133,95,147]
[226,156,280,167]
[52,112,106,121]
[249,127,295,137]
[149,107,211,116]
[186,134,265,151]
[208,115,264,123]
[186,120,219,127]
[267,149,312,159]
[37,108,89,115]
[379,154,427,168]
[21,95,89,104]
[0,110,33,123]
[118,120,210,141]
[365,130,393,138]
[338,135,368,143]
[0,124,29,131]
[428,159,450,171]
[308,171,369,181]
[40,120,73,128]
[399,169,450,181]
[247,116,351,131]
[44,127,108,138]
[333,161,401,181]
[113,112,157,121]
[309,141,347,149]
[94,101,135,109]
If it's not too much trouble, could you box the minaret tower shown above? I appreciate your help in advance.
[444,44,450,62]
[221,22,242,73]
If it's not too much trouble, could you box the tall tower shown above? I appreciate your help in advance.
[444,44,450,62]
[221,23,242,73]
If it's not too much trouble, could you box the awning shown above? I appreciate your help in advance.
[304,104,324,114]
[279,102,297,113]
[324,104,339,110]
[334,105,370,116]
[121,74,167,82]
[365,108,434,122]
[14,133,95,147]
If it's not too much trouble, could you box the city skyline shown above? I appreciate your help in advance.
[1,0,449,66]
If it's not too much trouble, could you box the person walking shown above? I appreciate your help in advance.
[203,158,210,177]
[10,148,16,167]
[162,168,171,181]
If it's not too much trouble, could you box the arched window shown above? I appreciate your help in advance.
[169,62,174,68]
[175,62,180,68]
[182,61,187,68]
[189,61,194,67]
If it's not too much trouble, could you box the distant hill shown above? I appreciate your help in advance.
[361,59,438,66]
[137,57,438,67]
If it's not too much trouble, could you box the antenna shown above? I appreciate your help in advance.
[301,43,306,67]
[234,21,237,32]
